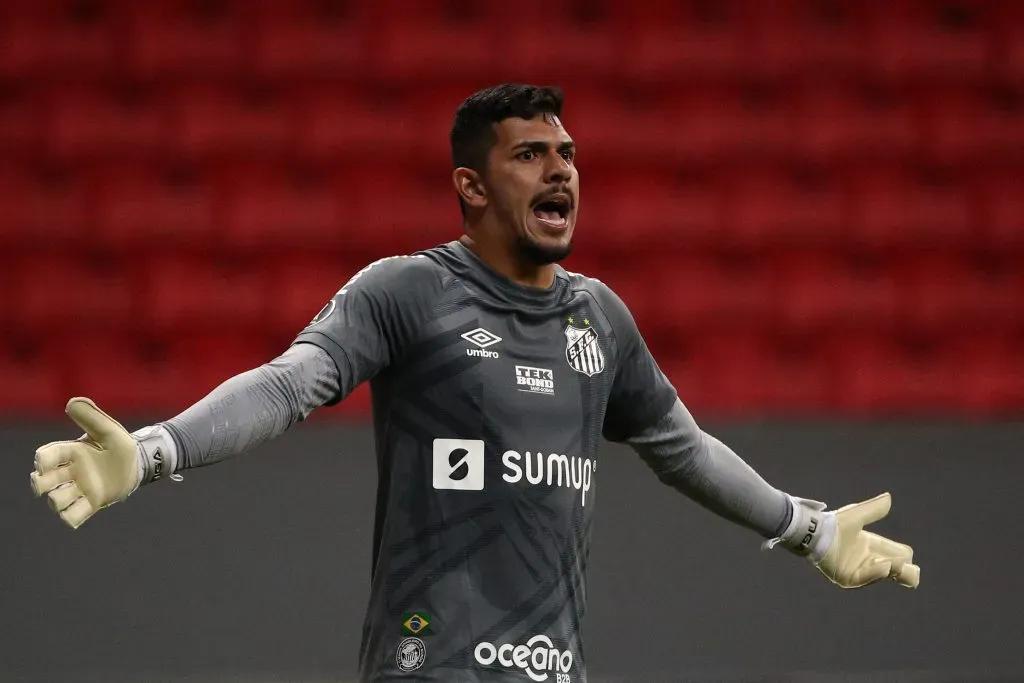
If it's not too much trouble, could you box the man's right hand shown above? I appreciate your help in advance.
[30,398,142,529]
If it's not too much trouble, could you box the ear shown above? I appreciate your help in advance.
[452,167,487,211]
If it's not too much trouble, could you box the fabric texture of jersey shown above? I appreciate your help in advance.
[293,241,678,682]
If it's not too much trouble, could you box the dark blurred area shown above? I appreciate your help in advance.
[0,0,1021,420]
[4,421,1024,683]
[2,0,1023,682]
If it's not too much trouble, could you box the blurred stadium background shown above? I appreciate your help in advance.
[1,0,1022,681]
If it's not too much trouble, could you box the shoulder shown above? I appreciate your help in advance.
[337,252,450,298]
[561,267,635,331]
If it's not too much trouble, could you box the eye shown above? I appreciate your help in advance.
[560,148,575,161]
[517,150,537,161]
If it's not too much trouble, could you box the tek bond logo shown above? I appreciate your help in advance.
[515,365,555,395]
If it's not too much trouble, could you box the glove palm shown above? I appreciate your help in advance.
[30,397,140,529]
[816,493,920,589]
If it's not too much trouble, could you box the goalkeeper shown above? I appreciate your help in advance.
[30,84,918,683]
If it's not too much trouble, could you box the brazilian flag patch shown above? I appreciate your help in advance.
[401,611,433,636]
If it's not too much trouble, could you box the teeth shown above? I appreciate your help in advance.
[534,209,567,227]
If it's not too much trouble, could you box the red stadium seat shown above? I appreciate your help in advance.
[0,0,118,78]
[0,164,87,247]
[846,165,975,248]
[9,256,136,335]
[168,332,277,397]
[990,0,1024,83]
[262,255,358,341]
[372,19,503,83]
[0,83,41,159]
[40,84,168,163]
[582,172,723,251]
[976,169,1024,249]
[121,0,249,79]
[216,164,343,250]
[249,0,371,79]
[657,331,833,417]
[830,333,963,415]
[858,0,992,84]
[0,0,1020,418]
[637,254,774,334]
[561,88,683,169]
[670,85,794,163]
[918,86,1024,165]
[770,252,902,333]
[745,0,862,80]
[720,167,847,247]
[138,255,268,334]
[616,9,745,82]
[791,83,921,164]
[339,167,460,251]
[0,343,65,416]
[953,334,1024,414]
[896,253,1024,333]
[165,83,295,162]
[90,164,217,251]
[496,21,620,84]
[291,87,450,165]
[67,332,281,416]
[66,335,207,415]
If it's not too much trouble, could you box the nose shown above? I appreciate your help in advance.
[543,151,572,184]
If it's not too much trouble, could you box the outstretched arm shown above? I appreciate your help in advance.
[156,342,340,475]
[595,279,919,589]
[624,398,919,589]
[623,398,792,540]
[30,342,340,528]
[31,253,447,528]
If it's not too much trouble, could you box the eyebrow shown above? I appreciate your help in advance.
[513,140,576,153]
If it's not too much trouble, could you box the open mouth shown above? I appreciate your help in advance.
[532,194,572,227]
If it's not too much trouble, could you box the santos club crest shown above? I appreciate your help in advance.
[564,324,606,377]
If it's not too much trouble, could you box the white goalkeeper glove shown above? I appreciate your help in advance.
[766,492,920,589]
[30,397,176,529]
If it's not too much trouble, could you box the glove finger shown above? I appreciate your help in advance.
[34,441,80,474]
[849,557,892,588]
[867,532,914,563]
[894,562,921,588]
[30,465,75,497]
[65,397,128,445]
[839,492,891,529]
[59,496,95,529]
[47,482,84,514]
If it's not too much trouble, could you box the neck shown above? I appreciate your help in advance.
[458,234,555,290]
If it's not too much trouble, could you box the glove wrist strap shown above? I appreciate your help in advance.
[131,425,179,487]
[763,496,836,564]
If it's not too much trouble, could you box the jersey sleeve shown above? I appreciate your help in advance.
[594,281,679,442]
[292,254,445,405]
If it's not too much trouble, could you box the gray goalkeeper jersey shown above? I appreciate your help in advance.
[293,240,678,683]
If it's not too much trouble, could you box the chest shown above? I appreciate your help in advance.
[395,304,617,428]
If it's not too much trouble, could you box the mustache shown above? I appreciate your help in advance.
[530,188,575,209]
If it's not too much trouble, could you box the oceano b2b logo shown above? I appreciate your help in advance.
[474,634,573,682]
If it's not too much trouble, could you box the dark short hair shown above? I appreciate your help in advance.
[450,83,564,174]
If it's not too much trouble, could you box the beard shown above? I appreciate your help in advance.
[516,231,573,265]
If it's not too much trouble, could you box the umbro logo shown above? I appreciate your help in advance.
[462,327,501,359]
